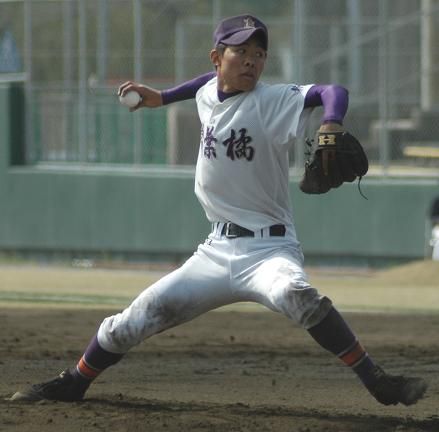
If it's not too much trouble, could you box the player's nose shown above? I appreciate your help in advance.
[244,56,256,67]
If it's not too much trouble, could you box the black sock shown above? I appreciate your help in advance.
[72,334,124,384]
[307,307,379,389]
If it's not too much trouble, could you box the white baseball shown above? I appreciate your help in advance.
[119,90,141,108]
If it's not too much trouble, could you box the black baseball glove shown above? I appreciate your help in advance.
[299,129,369,196]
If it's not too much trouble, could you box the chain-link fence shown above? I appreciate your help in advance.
[1,0,439,174]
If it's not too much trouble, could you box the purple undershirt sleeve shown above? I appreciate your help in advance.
[161,71,217,105]
[304,84,349,125]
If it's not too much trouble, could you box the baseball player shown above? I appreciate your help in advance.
[12,14,427,406]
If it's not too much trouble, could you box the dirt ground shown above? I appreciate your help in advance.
[2,307,439,432]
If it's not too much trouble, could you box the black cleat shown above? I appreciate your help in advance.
[369,366,428,406]
[10,369,88,402]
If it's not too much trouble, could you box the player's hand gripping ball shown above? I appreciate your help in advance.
[119,90,142,108]
[299,128,369,196]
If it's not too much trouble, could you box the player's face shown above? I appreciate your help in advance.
[212,37,267,93]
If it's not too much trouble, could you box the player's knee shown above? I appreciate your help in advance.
[275,285,333,329]
[296,295,333,329]
[98,312,150,353]
[98,295,189,352]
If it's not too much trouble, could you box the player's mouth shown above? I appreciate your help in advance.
[240,72,256,80]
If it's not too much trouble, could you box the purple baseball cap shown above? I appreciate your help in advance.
[213,15,268,50]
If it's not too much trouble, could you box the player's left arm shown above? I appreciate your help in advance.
[299,84,369,195]
[304,84,349,133]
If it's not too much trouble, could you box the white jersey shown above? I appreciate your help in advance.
[195,77,313,235]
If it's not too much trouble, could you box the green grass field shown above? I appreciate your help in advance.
[0,260,438,313]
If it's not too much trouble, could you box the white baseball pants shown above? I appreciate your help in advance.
[98,224,332,353]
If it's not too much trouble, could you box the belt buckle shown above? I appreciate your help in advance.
[225,223,238,238]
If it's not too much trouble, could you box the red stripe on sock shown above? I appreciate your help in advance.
[77,356,101,379]
[339,342,366,367]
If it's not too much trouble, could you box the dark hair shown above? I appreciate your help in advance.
[215,43,227,55]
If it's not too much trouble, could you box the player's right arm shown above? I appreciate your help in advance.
[118,71,216,111]
[161,71,216,104]
[118,81,163,109]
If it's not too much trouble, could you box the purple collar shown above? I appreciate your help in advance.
[217,88,243,102]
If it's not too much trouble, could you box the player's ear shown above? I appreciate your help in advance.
[210,49,221,69]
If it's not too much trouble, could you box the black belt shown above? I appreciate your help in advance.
[220,223,286,238]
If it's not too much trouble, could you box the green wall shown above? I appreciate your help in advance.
[1,84,438,265]
[0,167,207,254]
[292,178,439,264]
